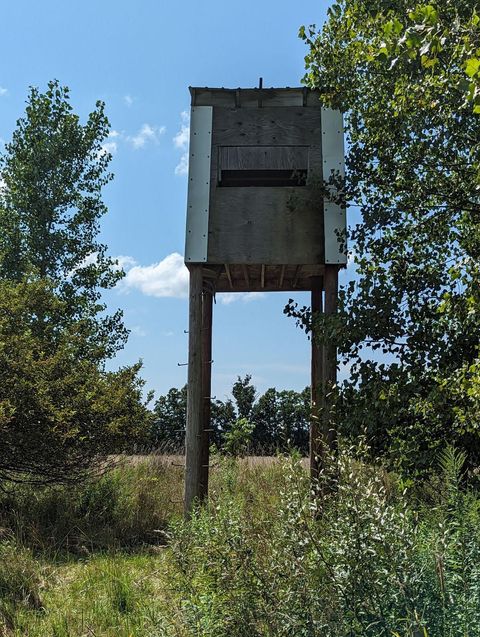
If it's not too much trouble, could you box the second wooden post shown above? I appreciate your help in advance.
[200,289,213,499]
[184,265,203,516]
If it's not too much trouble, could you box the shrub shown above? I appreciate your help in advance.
[0,457,183,551]
[166,447,480,636]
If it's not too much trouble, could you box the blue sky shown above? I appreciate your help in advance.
[0,0,349,402]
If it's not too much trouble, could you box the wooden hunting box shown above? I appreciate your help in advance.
[184,86,345,292]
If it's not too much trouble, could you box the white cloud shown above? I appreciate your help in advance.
[173,111,190,176]
[123,94,134,107]
[116,253,268,303]
[0,87,8,97]
[100,141,118,156]
[121,252,189,298]
[175,152,189,176]
[218,292,266,305]
[109,130,120,138]
[173,111,190,149]
[115,255,137,270]
[126,123,166,149]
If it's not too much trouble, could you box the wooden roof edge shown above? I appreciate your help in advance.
[188,86,322,93]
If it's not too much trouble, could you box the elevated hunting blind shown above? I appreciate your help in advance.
[183,86,346,514]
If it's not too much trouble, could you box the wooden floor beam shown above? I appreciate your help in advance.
[224,264,233,289]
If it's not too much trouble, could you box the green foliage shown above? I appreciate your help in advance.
[167,449,480,636]
[232,374,256,420]
[293,0,480,475]
[0,81,152,484]
[1,453,480,635]
[0,79,127,360]
[152,376,310,454]
[0,457,183,551]
[222,417,255,456]
[0,277,152,484]
[152,385,188,450]
[151,383,237,449]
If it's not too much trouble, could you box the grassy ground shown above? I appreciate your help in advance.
[0,455,286,636]
[4,551,171,636]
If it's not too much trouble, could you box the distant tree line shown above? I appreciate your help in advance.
[151,375,311,454]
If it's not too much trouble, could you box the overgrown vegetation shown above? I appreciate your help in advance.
[286,0,480,477]
[1,451,480,636]
[1,3,479,635]
[0,81,152,485]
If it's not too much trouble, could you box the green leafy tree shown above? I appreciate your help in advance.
[152,377,310,454]
[0,80,126,359]
[152,386,188,450]
[152,386,236,449]
[222,417,255,457]
[0,82,152,483]
[276,388,310,450]
[251,387,310,452]
[210,398,236,446]
[294,0,480,475]
[231,375,256,420]
[0,278,152,484]
[250,387,278,450]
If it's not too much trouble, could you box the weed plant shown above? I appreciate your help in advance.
[168,448,480,637]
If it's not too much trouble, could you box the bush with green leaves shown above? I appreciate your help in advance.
[222,418,255,457]
[0,277,152,485]
[167,447,480,636]
[0,457,182,551]
[287,0,480,476]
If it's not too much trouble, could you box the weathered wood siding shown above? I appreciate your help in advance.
[207,105,323,265]
[212,107,321,147]
[207,187,324,264]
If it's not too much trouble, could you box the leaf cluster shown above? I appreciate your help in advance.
[296,0,480,474]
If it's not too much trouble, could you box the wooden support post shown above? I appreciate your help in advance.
[323,265,339,452]
[310,276,323,482]
[184,266,204,516]
[200,289,213,500]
